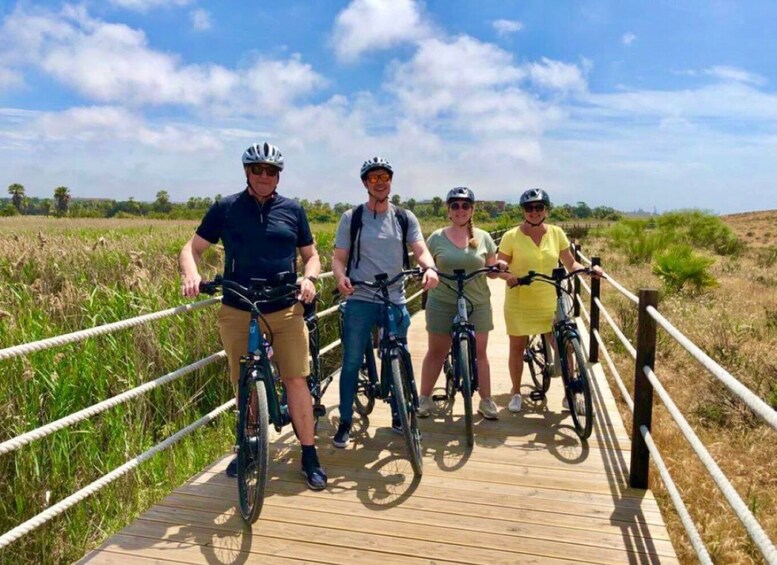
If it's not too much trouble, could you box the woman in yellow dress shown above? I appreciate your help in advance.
[497,189,602,413]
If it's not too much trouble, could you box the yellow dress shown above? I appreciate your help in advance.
[500,225,570,336]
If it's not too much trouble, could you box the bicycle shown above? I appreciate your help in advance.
[342,268,425,477]
[199,272,330,523]
[510,268,595,440]
[432,265,501,447]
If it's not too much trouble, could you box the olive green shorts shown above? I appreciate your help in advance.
[425,298,494,334]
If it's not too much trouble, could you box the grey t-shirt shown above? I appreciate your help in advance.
[335,204,424,304]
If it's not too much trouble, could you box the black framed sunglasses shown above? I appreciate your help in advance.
[449,202,472,211]
[523,203,546,213]
[247,164,279,177]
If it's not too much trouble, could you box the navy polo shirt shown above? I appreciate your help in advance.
[196,190,314,313]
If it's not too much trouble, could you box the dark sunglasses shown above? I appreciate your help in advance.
[366,173,391,184]
[449,202,472,211]
[523,203,546,213]
[247,164,279,177]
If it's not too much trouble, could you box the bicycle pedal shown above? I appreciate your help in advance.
[431,394,449,402]
[313,404,326,417]
[529,390,546,402]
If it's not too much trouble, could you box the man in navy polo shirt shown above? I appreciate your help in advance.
[179,142,326,491]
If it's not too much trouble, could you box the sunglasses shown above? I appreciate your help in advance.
[523,203,546,213]
[449,202,472,211]
[366,173,391,184]
[247,164,279,177]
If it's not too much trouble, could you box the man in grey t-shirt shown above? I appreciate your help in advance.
[331,156,438,448]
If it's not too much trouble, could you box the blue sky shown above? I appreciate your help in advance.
[1,0,776,213]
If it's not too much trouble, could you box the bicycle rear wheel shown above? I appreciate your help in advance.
[560,334,593,439]
[237,372,269,523]
[457,336,475,447]
[391,352,423,477]
[526,334,551,395]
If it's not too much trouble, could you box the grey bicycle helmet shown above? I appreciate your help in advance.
[446,186,475,203]
[519,188,550,207]
[242,142,284,170]
[360,156,393,179]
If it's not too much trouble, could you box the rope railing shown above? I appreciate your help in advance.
[0,296,221,361]
[0,399,234,551]
[594,297,637,359]
[647,306,777,432]
[592,329,634,412]
[604,272,639,304]
[0,351,226,455]
[643,366,777,563]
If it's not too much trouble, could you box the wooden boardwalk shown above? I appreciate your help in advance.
[81,281,677,564]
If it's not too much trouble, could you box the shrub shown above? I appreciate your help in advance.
[607,219,672,264]
[658,210,743,256]
[652,244,717,293]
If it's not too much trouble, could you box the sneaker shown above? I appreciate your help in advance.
[417,395,432,418]
[225,456,238,478]
[391,416,403,435]
[478,398,499,420]
[508,394,523,413]
[300,463,328,491]
[332,421,351,448]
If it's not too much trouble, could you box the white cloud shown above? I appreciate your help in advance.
[622,32,636,45]
[332,0,432,62]
[492,19,524,37]
[0,66,24,91]
[704,65,765,86]
[0,6,324,112]
[527,57,588,92]
[108,0,191,12]
[190,8,211,31]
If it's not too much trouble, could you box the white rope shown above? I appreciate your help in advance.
[578,276,591,296]
[576,295,591,324]
[577,250,593,266]
[0,352,226,455]
[603,272,639,304]
[319,339,341,357]
[407,288,424,302]
[316,303,340,319]
[592,329,634,413]
[594,297,637,359]
[640,425,713,565]
[0,399,235,550]
[643,366,777,563]
[647,306,777,432]
[0,297,222,361]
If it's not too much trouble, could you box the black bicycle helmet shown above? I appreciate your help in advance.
[446,186,475,203]
[519,188,550,207]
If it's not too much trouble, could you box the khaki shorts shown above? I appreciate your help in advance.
[217,303,310,384]
[425,298,494,334]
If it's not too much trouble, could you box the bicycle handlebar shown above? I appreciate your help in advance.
[433,265,503,283]
[199,274,300,306]
[348,267,424,290]
[509,268,591,288]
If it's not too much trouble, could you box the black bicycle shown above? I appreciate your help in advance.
[432,266,501,446]
[199,273,331,523]
[343,268,424,477]
[510,268,595,440]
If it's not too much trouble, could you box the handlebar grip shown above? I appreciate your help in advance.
[198,281,219,295]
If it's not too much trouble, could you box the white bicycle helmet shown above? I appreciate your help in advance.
[242,142,284,170]
[446,186,475,203]
[360,156,393,179]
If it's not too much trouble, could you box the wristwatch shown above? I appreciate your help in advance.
[305,275,319,284]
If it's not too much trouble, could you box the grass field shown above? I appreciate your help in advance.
[2,212,773,564]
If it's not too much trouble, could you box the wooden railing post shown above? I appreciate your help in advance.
[589,256,601,363]
[629,288,659,489]
[573,243,582,317]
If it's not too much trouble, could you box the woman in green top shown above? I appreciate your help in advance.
[419,187,505,420]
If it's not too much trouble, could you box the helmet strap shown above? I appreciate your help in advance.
[526,218,545,228]
[246,179,276,202]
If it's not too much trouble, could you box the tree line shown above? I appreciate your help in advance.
[3,183,622,223]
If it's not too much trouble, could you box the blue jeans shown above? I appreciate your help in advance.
[339,299,411,424]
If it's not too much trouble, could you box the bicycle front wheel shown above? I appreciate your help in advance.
[560,335,593,439]
[391,352,423,477]
[457,336,474,447]
[237,373,269,523]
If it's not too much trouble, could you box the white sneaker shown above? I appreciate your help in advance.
[417,395,432,418]
[508,394,523,413]
[478,398,499,420]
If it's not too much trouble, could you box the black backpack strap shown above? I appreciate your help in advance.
[393,205,410,270]
[345,204,364,278]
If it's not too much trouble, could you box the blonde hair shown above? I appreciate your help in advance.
[467,219,477,248]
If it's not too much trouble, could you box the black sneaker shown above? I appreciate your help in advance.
[391,416,403,435]
[300,463,328,491]
[225,456,238,478]
[332,421,351,448]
